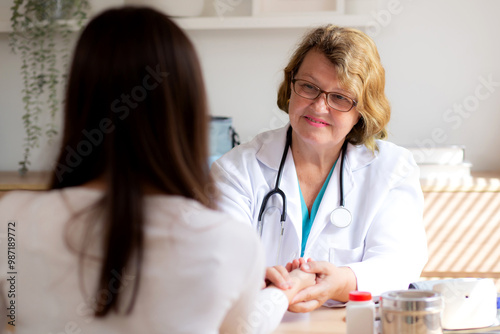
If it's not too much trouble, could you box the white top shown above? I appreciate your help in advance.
[211,125,428,299]
[0,187,288,333]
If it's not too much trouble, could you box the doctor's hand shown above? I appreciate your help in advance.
[287,261,357,313]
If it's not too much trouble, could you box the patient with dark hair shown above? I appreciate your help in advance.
[0,6,314,333]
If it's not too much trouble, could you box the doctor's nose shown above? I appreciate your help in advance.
[312,92,330,113]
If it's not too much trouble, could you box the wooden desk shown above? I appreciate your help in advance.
[273,307,346,333]
[0,171,51,198]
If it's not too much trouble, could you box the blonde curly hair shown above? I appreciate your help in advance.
[277,25,390,151]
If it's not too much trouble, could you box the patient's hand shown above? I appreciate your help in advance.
[263,265,293,290]
[268,268,316,304]
[289,268,316,291]
[263,258,314,290]
[286,257,311,272]
[287,261,357,313]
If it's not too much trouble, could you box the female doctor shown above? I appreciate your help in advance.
[210,25,427,311]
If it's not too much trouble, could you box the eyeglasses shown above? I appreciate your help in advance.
[291,78,357,112]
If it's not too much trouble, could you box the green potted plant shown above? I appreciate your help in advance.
[9,0,90,174]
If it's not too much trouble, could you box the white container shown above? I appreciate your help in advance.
[346,291,375,334]
[433,278,497,330]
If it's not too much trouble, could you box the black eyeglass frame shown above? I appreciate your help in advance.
[291,78,358,112]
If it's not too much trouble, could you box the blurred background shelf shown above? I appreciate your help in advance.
[173,14,370,30]
[421,171,500,192]
[0,14,370,32]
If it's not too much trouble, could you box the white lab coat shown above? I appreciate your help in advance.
[210,125,428,296]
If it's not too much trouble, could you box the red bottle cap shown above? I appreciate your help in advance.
[349,291,372,301]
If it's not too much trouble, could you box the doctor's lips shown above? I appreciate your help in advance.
[304,115,330,127]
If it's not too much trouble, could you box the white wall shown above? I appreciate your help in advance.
[376,0,500,170]
[1,0,500,171]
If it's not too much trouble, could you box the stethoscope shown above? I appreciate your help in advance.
[257,126,352,263]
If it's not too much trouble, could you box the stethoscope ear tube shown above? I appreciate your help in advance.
[257,127,292,237]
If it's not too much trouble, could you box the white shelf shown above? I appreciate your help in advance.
[0,14,370,33]
[0,19,83,33]
[173,14,370,30]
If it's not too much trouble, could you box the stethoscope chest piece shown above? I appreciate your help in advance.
[330,206,352,228]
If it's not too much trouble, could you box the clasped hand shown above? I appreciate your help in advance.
[264,258,356,313]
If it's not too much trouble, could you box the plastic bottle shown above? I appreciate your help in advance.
[346,291,375,334]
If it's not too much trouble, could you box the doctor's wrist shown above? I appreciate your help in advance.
[331,266,357,302]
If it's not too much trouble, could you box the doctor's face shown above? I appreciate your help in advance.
[288,49,360,150]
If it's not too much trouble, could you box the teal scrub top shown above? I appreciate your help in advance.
[298,161,337,257]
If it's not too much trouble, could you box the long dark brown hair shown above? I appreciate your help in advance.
[50,7,213,316]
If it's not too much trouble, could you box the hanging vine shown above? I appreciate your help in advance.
[9,0,89,174]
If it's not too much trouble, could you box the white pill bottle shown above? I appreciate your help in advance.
[346,291,375,334]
